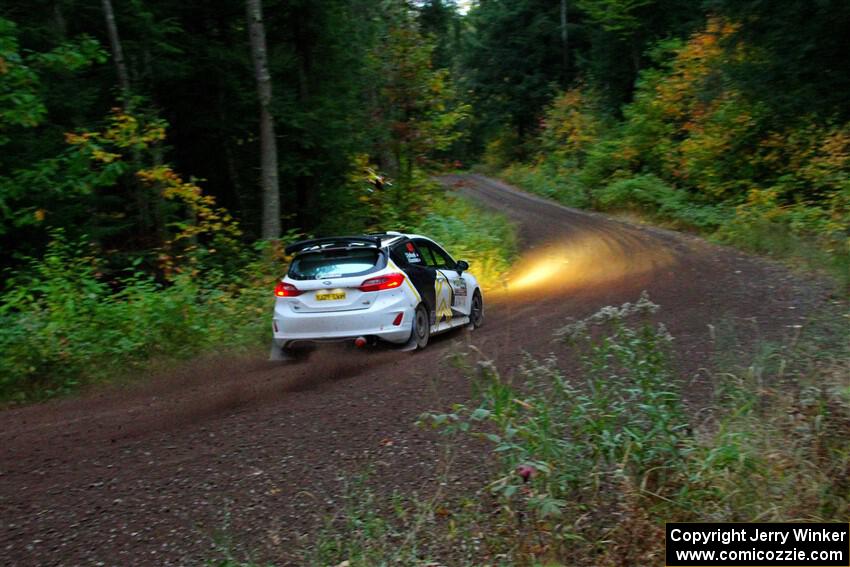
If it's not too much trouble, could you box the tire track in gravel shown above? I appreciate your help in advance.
[0,174,831,566]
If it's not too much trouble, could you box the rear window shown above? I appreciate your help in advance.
[391,240,424,266]
[288,248,385,280]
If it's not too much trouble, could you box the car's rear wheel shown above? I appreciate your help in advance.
[469,289,484,329]
[413,303,430,349]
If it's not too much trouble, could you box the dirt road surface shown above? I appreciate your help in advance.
[0,175,831,565]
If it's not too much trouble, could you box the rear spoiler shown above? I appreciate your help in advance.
[284,236,382,256]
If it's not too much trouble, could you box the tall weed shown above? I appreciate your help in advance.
[418,296,850,564]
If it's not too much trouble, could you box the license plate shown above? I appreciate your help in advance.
[315,292,346,301]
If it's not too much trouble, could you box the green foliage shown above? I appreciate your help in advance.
[370,18,470,187]
[459,0,702,159]
[0,18,103,139]
[421,294,688,556]
[532,86,610,174]
[1,1,472,260]
[690,312,850,521]
[717,194,850,290]
[0,18,47,135]
[0,16,107,239]
[502,162,590,209]
[0,231,275,403]
[709,0,850,123]
[460,0,566,148]
[576,0,654,37]
[596,174,732,229]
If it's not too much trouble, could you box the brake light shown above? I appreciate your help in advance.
[274,281,302,297]
[359,272,405,292]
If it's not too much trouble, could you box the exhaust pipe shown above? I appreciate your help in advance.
[354,336,367,348]
[269,340,295,361]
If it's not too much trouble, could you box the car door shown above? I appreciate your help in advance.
[389,239,438,329]
[413,239,467,329]
[430,241,471,318]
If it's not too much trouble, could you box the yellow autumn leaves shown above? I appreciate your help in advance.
[65,109,243,277]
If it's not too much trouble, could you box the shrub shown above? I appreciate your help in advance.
[502,162,591,209]
[420,293,688,562]
[0,231,274,403]
[596,174,732,230]
[537,87,606,169]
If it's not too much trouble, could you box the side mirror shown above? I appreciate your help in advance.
[456,260,469,274]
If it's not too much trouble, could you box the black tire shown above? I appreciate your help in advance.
[412,303,430,349]
[469,289,484,329]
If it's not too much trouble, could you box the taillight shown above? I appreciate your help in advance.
[274,281,302,297]
[359,272,405,292]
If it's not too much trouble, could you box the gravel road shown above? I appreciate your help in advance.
[0,174,830,566]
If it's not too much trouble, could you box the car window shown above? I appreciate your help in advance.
[430,244,455,269]
[415,239,456,270]
[288,248,384,280]
[391,239,425,267]
[389,243,408,267]
[417,245,437,267]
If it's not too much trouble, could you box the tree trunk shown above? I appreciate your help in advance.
[293,7,314,228]
[631,35,641,76]
[100,0,132,106]
[102,0,159,248]
[560,0,569,79]
[246,0,281,240]
[52,1,67,38]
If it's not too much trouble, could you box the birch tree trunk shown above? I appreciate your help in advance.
[246,0,281,240]
[100,0,132,106]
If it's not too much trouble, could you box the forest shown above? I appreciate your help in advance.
[2,2,850,565]
[1,0,848,394]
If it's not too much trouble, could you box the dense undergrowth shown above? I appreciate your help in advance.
[0,191,516,404]
[253,295,847,566]
[493,18,850,291]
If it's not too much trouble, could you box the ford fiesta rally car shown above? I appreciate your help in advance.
[270,232,484,360]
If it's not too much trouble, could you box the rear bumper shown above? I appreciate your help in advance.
[272,294,414,346]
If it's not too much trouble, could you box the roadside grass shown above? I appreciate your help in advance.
[280,295,849,566]
[301,474,444,566]
[715,216,850,293]
[0,193,517,404]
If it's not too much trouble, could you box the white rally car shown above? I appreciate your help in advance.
[270,232,484,360]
